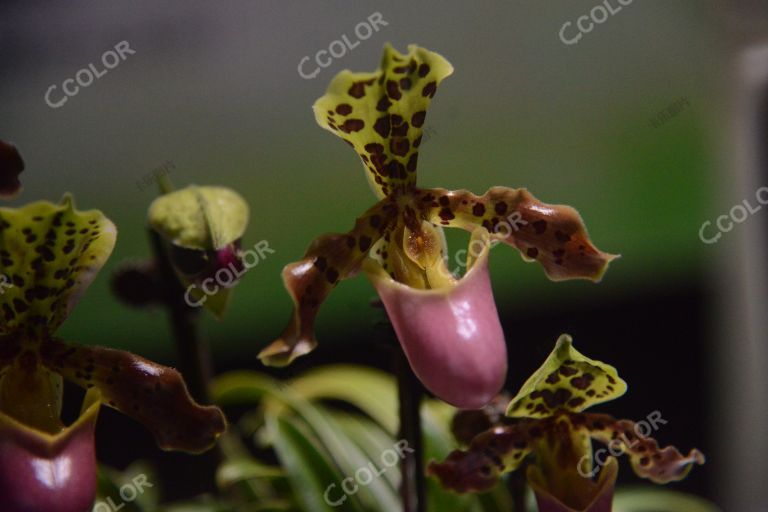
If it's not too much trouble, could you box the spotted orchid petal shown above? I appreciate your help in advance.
[421,187,617,282]
[0,195,116,339]
[528,457,618,512]
[581,412,705,484]
[259,199,397,366]
[40,338,226,453]
[364,228,506,408]
[0,140,24,199]
[0,388,100,512]
[507,334,627,418]
[313,43,453,198]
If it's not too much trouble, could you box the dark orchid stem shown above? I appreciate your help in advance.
[149,229,213,404]
[395,346,426,512]
[509,470,528,512]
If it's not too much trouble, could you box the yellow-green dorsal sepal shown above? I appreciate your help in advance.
[0,193,116,335]
[506,334,627,418]
[312,43,454,198]
[148,185,249,250]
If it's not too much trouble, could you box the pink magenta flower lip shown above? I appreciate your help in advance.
[366,237,507,409]
[0,393,99,512]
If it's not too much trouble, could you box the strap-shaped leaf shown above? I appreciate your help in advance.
[259,198,397,366]
[507,335,627,418]
[583,412,705,484]
[313,44,454,198]
[40,338,226,453]
[0,195,116,336]
[420,187,617,282]
[427,419,536,493]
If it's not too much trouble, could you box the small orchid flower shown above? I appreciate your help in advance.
[427,335,705,512]
[258,44,615,408]
[0,195,226,512]
[148,184,250,317]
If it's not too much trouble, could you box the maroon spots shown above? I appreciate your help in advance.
[359,235,372,252]
[413,136,422,148]
[439,208,455,222]
[314,257,328,271]
[439,196,450,207]
[570,373,594,390]
[340,119,365,133]
[364,143,384,154]
[531,388,572,409]
[326,268,339,283]
[472,203,486,217]
[376,95,392,112]
[418,63,430,77]
[370,215,382,228]
[422,81,437,98]
[346,236,356,248]
[386,80,402,100]
[393,65,409,74]
[399,77,412,91]
[559,365,578,377]
[411,111,426,128]
[555,230,571,243]
[568,397,586,409]
[374,116,391,138]
[494,202,508,215]
[390,138,410,157]
[545,371,560,384]
[532,220,547,234]
[390,119,409,137]
[348,79,373,98]
[406,153,418,173]
[335,104,353,115]
[526,247,539,259]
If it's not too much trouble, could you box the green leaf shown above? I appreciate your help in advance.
[507,334,627,418]
[613,487,722,512]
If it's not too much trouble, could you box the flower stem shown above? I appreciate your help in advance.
[395,346,426,512]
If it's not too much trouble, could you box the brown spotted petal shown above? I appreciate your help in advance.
[0,139,24,199]
[40,338,226,453]
[313,44,454,198]
[583,412,705,484]
[365,229,506,408]
[421,187,617,282]
[0,195,116,336]
[0,389,100,512]
[259,199,395,366]
[528,456,618,512]
[427,420,536,493]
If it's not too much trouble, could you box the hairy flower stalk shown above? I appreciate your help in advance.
[428,335,705,511]
[0,195,226,512]
[259,44,615,408]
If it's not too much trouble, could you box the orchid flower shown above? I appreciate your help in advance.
[0,195,226,512]
[258,44,615,408]
[428,335,705,512]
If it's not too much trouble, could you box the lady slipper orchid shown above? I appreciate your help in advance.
[258,44,615,408]
[427,335,705,512]
[0,195,226,512]
[148,184,250,317]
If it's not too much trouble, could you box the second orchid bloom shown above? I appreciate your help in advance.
[259,44,616,408]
